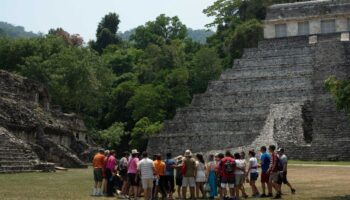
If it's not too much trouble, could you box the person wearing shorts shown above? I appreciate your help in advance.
[277,148,296,194]
[268,145,282,199]
[234,153,246,199]
[220,151,236,199]
[119,152,129,198]
[247,150,260,197]
[175,156,184,198]
[182,150,196,199]
[165,153,176,199]
[128,149,140,198]
[92,149,105,196]
[260,146,272,198]
[215,153,224,199]
[138,151,155,200]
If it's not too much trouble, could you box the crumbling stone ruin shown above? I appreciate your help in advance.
[148,0,350,161]
[0,70,94,173]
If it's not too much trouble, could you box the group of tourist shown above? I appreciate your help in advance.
[92,145,296,200]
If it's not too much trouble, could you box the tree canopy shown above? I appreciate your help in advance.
[0,1,315,152]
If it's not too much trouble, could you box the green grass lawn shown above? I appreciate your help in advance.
[1,164,350,200]
[289,160,350,166]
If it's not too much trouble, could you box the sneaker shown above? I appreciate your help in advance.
[267,193,273,197]
[273,193,281,199]
[260,194,267,198]
[291,188,296,194]
[253,193,260,198]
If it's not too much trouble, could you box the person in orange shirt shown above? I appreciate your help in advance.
[153,154,166,199]
[92,149,106,196]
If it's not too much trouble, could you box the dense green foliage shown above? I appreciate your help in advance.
[119,28,214,44]
[0,21,38,38]
[0,0,308,152]
[0,14,221,152]
[325,77,350,115]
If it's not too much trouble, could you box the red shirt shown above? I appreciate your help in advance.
[269,152,279,173]
[220,157,235,179]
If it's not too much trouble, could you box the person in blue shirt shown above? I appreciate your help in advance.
[165,152,176,199]
[260,146,273,198]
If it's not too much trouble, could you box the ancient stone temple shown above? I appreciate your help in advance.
[0,70,94,173]
[148,0,350,161]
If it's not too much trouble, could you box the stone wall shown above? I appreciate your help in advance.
[148,34,350,161]
[0,70,94,170]
[264,0,350,39]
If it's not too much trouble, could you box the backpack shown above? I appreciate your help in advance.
[277,156,284,171]
[224,160,234,174]
[119,157,127,171]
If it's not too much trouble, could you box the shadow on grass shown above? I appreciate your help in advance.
[315,195,350,200]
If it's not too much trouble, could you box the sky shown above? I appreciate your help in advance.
[0,0,216,41]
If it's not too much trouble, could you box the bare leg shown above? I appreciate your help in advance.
[235,185,240,199]
[182,187,187,199]
[177,186,181,199]
[261,182,266,195]
[240,184,248,197]
[199,182,205,198]
[229,187,235,198]
[189,187,195,199]
[196,183,200,199]
[268,182,273,195]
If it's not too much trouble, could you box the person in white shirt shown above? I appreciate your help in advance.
[137,151,156,200]
[234,152,246,199]
[246,150,260,197]
[277,148,296,194]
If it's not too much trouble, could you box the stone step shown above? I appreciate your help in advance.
[0,160,34,166]
[0,166,34,172]
[191,88,313,108]
[234,55,313,68]
[176,113,267,123]
[242,46,312,59]
[221,67,313,80]
[0,155,29,160]
[0,146,26,151]
[177,105,269,115]
[257,37,310,49]
[174,107,268,122]
[207,76,312,93]
[163,120,265,133]
[0,169,35,174]
[154,131,259,153]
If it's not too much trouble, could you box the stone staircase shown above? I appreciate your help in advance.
[0,127,39,173]
[148,36,316,156]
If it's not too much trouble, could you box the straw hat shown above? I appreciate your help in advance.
[131,149,139,154]
[184,149,192,157]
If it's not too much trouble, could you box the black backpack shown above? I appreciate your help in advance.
[277,156,284,171]
[224,160,234,174]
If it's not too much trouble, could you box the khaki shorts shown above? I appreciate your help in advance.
[235,174,245,186]
[269,172,280,183]
[182,177,195,187]
[141,178,153,189]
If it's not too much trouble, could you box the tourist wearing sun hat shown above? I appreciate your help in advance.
[131,149,139,155]
[181,150,196,199]
[128,149,140,198]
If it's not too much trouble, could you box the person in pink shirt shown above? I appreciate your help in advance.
[105,150,117,197]
[128,149,140,200]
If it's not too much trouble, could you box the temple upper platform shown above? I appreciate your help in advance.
[264,0,350,39]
